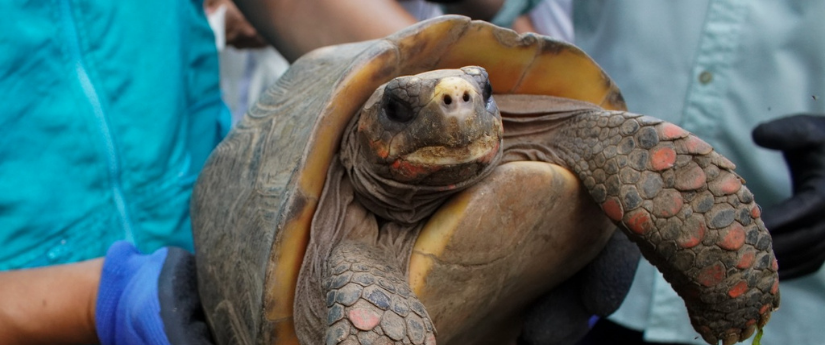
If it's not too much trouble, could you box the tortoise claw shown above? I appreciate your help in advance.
[722,332,740,345]
[740,324,757,342]
[699,330,717,345]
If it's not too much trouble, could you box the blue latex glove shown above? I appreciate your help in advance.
[96,241,213,345]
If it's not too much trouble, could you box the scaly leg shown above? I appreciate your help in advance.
[324,241,436,345]
[551,111,781,345]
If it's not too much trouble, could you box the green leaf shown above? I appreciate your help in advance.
[752,327,764,345]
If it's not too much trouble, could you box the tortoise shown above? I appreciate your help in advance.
[192,16,780,345]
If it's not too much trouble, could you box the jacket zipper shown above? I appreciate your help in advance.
[60,0,135,243]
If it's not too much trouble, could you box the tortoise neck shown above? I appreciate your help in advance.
[340,114,502,225]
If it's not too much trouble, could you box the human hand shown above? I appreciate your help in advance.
[96,241,213,345]
[205,0,267,49]
[431,0,540,29]
[429,0,504,22]
[753,114,825,279]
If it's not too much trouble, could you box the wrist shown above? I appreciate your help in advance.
[0,258,103,344]
[82,259,104,344]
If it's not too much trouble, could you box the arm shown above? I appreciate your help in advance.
[440,0,505,22]
[0,242,213,345]
[0,259,102,344]
[232,0,418,62]
[511,15,537,34]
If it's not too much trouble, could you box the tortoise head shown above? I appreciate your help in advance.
[351,66,503,186]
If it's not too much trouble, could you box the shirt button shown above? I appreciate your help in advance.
[699,71,713,84]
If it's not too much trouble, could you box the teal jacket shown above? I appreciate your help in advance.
[0,0,227,270]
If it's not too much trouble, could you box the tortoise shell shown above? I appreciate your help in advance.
[192,16,778,345]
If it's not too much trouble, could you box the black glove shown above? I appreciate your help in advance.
[752,114,825,280]
[518,231,640,345]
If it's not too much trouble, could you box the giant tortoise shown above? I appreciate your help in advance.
[192,16,780,345]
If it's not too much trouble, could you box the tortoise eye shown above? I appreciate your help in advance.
[384,94,415,123]
[482,81,493,104]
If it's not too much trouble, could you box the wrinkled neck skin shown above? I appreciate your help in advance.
[340,113,504,228]
[496,94,603,165]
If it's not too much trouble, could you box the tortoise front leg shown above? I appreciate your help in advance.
[550,111,781,345]
[324,240,436,345]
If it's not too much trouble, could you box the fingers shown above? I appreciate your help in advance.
[770,219,825,262]
[519,278,591,345]
[780,255,825,280]
[764,191,825,280]
[752,114,825,151]
[158,247,215,345]
[761,190,825,233]
[772,221,825,280]
[777,237,825,280]
[579,230,641,316]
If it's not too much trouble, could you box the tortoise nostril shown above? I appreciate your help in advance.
[462,92,470,102]
[444,95,452,105]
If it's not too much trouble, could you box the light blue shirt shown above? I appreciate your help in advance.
[574,0,825,344]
